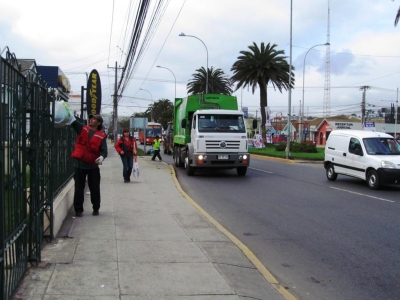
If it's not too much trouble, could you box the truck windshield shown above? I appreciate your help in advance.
[363,138,400,155]
[198,115,246,133]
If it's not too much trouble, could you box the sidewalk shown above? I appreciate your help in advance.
[12,143,290,300]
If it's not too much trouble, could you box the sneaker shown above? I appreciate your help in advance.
[124,180,129,183]
[151,159,155,161]
[92,210,99,216]
[75,212,83,217]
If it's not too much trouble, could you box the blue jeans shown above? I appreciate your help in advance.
[120,155,133,181]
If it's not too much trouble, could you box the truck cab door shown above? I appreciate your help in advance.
[191,115,197,147]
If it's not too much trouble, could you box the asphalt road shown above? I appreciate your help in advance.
[161,152,400,300]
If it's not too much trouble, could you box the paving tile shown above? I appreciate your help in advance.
[119,262,235,296]
[117,240,208,263]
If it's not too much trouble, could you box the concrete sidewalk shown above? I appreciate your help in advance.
[12,143,290,300]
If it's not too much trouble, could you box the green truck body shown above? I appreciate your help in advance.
[172,94,250,176]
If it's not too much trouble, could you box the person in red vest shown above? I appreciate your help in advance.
[70,114,108,217]
[114,128,138,182]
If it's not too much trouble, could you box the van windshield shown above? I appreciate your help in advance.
[363,138,400,155]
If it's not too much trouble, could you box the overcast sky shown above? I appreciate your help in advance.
[1,0,400,118]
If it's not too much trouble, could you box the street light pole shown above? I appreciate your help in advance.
[179,32,209,94]
[286,0,293,159]
[301,42,330,142]
[139,88,154,122]
[156,65,176,101]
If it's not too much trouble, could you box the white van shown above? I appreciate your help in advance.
[324,130,400,189]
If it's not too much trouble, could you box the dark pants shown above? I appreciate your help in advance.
[151,149,162,161]
[74,167,101,213]
[120,155,133,181]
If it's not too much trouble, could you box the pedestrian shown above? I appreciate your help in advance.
[115,128,138,183]
[109,132,114,144]
[70,114,108,217]
[151,135,163,162]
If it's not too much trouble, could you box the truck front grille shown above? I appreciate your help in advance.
[205,140,241,150]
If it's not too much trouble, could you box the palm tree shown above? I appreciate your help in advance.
[187,66,233,95]
[231,42,294,140]
[394,0,400,26]
[144,99,173,125]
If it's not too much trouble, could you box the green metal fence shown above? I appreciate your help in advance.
[1,47,76,300]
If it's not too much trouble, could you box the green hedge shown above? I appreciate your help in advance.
[274,142,317,153]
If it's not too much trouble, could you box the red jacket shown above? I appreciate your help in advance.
[71,125,106,165]
[115,136,138,156]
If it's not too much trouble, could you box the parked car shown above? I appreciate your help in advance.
[324,130,400,189]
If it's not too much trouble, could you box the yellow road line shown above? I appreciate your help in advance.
[251,154,296,163]
[169,165,298,300]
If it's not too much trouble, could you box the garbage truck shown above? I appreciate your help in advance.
[173,94,253,176]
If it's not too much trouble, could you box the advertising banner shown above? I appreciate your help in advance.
[265,106,271,127]
[364,122,375,131]
[242,107,248,118]
[86,69,102,116]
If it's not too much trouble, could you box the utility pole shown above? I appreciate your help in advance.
[108,61,124,142]
[360,86,370,127]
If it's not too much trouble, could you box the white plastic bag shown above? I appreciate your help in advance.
[53,101,74,128]
[133,157,139,178]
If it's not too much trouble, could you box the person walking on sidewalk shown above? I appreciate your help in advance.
[115,128,138,182]
[151,135,163,162]
[70,114,108,217]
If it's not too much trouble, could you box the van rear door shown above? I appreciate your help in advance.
[326,135,348,175]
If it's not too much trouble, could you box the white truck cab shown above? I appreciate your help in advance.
[324,130,400,189]
[184,109,249,176]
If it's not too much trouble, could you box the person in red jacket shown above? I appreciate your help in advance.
[70,114,108,217]
[115,128,138,182]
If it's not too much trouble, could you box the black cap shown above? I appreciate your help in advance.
[89,114,103,123]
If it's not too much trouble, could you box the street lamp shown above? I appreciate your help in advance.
[139,88,154,122]
[126,102,142,113]
[157,65,176,101]
[301,42,330,142]
[179,32,209,94]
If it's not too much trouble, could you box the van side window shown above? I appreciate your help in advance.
[349,138,363,155]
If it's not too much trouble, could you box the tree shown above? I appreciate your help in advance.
[394,0,400,26]
[231,42,294,140]
[118,116,130,132]
[187,66,233,95]
[143,98,174,128]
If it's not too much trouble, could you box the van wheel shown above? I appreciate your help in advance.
[326,164,338,181]
[367,170,380,190]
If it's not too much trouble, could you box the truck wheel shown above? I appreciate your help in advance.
[174,147,183,167]
[185,156,195,176]
[367,170,380,190]
[174,147,179,167]
[237,166,247,176]
[326,164,338,181]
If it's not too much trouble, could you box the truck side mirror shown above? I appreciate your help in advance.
[252,119,257,129]
[182,119,187,128]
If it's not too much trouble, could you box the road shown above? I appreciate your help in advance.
[155,149,400,300]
